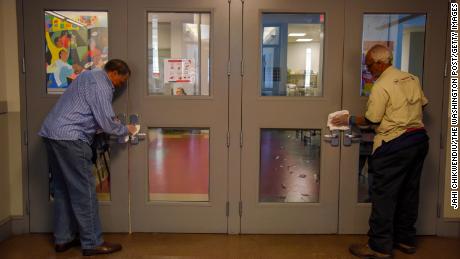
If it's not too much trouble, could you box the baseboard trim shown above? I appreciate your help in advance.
[437,219,460,237]
[0,217,12,242]
[11,216,28,235]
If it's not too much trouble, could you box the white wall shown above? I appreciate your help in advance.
[287,42,320,75]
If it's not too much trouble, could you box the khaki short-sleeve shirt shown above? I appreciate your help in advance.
[365,66,428,151]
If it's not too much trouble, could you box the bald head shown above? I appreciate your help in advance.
[366,44,393,65]
[365,45,393,78]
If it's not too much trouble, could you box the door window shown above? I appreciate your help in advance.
[147,13,210,96]
[261,14,325,97]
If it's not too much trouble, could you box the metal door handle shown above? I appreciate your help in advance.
[343,129,361,146]
[129,114,146,145]
[130,134,145,145]
[108,133,145,144]
[109,135,129,144]
[323,130,340,147]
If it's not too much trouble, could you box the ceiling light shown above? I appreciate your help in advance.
[296,38,313,42]
[288,33,306,37]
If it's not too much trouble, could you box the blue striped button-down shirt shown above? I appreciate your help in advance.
[39,69,128,144]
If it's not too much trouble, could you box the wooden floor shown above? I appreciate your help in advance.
[0,234,459,258]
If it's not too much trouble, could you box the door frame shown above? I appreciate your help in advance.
[22,0,130,233]
[127,0,231,233]
[239,0,345,234]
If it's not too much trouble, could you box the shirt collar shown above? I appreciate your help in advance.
[101,69,115,91]
[380,66,396,78]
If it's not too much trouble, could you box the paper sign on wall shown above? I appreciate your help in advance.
[164,59,195,83]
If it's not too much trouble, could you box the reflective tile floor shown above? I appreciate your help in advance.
[0,234,459,259]
[260,129,320,203]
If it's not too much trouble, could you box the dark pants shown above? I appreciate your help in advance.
[367,133,429,254]
[44,138,103,249]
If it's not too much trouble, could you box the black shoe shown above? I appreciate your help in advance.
[55,238,80,252]
[394,242,416,254]
[82,242,122,256]
[349,243,393,259]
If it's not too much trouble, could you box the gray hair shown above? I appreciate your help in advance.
[366,45,393,65]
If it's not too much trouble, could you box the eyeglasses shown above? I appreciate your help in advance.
[365,62,375,69]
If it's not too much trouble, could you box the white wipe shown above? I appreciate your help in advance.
[327,110,350,131]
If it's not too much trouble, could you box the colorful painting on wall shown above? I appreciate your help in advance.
[44,11,108,94]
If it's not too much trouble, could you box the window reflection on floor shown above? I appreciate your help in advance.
[259,129,320,203]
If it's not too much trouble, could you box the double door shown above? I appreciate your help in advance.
[24,0,447,234]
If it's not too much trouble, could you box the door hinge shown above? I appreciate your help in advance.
[226,201,229,216]
[22,57,26,73]
[227,60,231,76]
[437,203,441,218]
[226,131,230,147]
[240,131,243,147]
[239,200,243,216]
[445,61,448,78]
[240,59,244,76]
[23,130,28,146]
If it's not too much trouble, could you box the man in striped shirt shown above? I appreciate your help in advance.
[39,59,137,256]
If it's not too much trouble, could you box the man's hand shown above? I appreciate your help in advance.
[331,114,349,126]
[127,124,139,135]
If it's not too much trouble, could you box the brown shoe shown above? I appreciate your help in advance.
[394,242,416,254]
[82,242,122,256]
[55,238,80,252]
[349,243,393,259]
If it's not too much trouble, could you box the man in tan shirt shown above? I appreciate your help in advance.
[332,45,429,259]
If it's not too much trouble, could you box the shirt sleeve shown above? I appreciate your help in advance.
[365,83,389,123]
[417,77,429,106]
[84,75,128,136]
